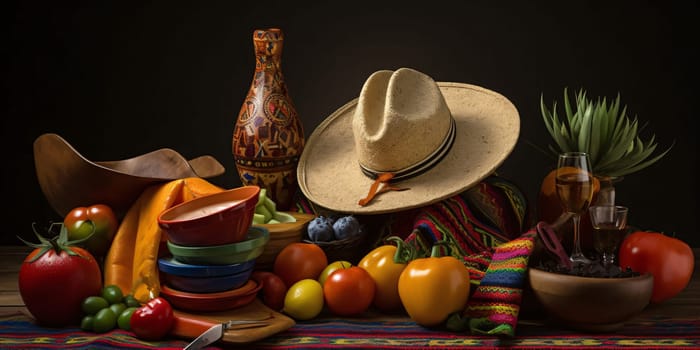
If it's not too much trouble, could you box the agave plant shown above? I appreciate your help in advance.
[540,88,673,178]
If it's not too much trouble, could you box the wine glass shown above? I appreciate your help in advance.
[589,205,629,268]
[556,152,594,264]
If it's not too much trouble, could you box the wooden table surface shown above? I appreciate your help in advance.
[1,246,699,330]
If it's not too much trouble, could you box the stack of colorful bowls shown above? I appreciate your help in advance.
[156,186,268,311]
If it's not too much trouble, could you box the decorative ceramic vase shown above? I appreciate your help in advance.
[232,28,305,211]
[593,175,622,206]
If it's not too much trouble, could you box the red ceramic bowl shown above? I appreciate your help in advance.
[158,186,260,246]
[160,279,262,312]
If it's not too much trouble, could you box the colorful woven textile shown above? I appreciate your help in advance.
[406,176,528,259]
[398,176,536,336]
[0,320,196,349]
[255,316,700,349]
[3,316,700,349]
[466,230,536,336]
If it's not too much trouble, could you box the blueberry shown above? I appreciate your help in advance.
[307,216,335,242]
[332,216,360,240]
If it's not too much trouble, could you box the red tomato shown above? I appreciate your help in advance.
[130,297,174,340]
[251,271,288,311]
[323,266,376,316]
[64,204,118,257]
[618,231,695,303]
[18,231,102,327]
[273,243,328,288]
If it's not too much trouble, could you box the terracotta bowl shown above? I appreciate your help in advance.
[158,186,260,246]
[254,212,315,271]
[160,279,262,312]
[528,267,653,332]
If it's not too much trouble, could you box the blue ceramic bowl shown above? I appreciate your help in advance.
[157,257,256,278]
[162,263,255,293]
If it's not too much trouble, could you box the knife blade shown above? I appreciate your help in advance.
[183,323,224,350]
[183,319,272,350]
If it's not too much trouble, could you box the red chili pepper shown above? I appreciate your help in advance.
[130,297,174,340]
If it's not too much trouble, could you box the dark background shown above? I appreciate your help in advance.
[5,1,697,246]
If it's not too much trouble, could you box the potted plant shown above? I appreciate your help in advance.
[536,88,673,247]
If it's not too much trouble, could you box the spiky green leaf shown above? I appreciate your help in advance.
[577,103,593,153]
[539,88,673,177]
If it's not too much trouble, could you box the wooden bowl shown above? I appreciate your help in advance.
[528,267,653,332]
[33,133,224,219]
[254,212,315,271]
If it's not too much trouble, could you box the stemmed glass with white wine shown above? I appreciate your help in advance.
[556,152,594,264]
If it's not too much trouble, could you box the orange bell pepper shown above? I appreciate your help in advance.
[397,240,471,327]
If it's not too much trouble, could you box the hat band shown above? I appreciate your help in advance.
[359,116,456,182]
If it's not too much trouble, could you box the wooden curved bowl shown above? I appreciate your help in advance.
[33,133,225,218]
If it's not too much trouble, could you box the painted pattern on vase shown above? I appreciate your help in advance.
[232,28,304,211]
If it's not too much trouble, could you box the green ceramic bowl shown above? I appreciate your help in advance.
[167,226,269,265]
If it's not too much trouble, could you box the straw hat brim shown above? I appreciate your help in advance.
[297,82,520,215]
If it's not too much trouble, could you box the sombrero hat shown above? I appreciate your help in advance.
[297,68,520,214]
[34,133,226,218]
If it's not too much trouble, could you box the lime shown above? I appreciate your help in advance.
[81,296,109,315]
[117,307,137,331]
[123,294,140,308]
[93,308,117,333]
[109,303,126,318]
[101,285,124,305]
[80,315,94,331]
[283,279,324,320]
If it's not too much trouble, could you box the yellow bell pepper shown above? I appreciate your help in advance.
[398,241,471,327]
[358,236,414,312]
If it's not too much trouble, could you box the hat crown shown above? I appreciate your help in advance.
[352,68,452,173]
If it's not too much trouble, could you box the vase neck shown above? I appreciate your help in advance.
[594,175,622,206]
[595,175,623,184]
[253,28,284,71]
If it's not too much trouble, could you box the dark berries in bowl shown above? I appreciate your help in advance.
[535,259,641,278]
[332,216,360,240]
[307,216,335,242]
[305,215,362,242]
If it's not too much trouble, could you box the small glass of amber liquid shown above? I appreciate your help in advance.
[589,205,629,267]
